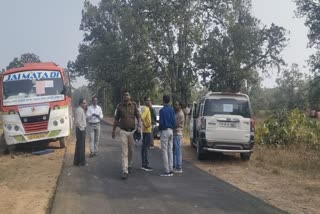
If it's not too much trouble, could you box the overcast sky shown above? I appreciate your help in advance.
[0,0,314,88]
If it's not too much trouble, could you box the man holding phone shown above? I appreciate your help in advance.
[87,96,104,157]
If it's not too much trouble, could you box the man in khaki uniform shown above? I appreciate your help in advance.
[112,91,141,179]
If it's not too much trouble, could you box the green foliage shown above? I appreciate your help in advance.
[70,0,158,107]
[249,64,311,112]
[256,109,320,145]
[294,1,320,111]
[295,0,320,73]
[71,0,288,109]
[195,0,287,92]
[309,76,320,110]
[6,53,41,70]
[72,86,92,108]
[274,63,309,110]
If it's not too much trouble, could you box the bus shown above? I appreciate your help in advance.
[0,62,72,148]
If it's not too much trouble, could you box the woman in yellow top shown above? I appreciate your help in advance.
[141,97,153,171]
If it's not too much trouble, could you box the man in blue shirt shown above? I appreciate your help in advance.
[159,95,175,176]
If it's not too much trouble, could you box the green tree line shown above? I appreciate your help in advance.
[67,0,287,109]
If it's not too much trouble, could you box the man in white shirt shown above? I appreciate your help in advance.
[87,96,104,157]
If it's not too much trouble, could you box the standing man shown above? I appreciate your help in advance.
[149,101,157,149]
[173,100,185,173]
[112,91,141,180]
[87,96,104,157]
[74,98,87,166]
[159,95,175,176]
[141,97,153,171]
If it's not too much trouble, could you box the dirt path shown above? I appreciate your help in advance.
[0,140,67,214]
[181,140,320,214]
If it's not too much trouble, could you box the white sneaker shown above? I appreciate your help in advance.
[159,172,173,176]
[173,169,183,173]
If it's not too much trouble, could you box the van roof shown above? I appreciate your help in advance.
[204,92,249,100]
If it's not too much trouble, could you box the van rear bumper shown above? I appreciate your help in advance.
[203,148,253,153]
[200,137,254,153]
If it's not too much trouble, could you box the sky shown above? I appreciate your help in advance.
[251,0,315,87]
[0,0,314,88]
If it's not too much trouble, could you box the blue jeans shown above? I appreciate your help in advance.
[141,133,151,167]
[173,135,182,170]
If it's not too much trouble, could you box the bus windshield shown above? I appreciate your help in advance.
[2,70,65,106]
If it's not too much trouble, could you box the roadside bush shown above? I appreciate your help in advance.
[256,109,320,146]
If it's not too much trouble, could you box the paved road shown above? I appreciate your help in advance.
[50,121,284,214]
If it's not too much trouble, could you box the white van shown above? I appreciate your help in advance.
[189,92,254,160]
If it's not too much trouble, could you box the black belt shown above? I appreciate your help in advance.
[121,128,135,132]
[89,122,100,125]
[161,128,173,130]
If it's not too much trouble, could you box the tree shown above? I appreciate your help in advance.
[274,63,309,110]
[6,53,41,70]
[72,0,288,109]
[72,0,206,106]
[295,0,320,73]
[295,0,320,110]
[195,0,287,92]
[69,0,157,107]
[138,0,204,104]
[72,86,92,108]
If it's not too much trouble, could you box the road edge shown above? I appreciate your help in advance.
[46,136,72,214]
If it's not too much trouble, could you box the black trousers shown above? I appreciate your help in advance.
[141,133,151,167]
[74,127,86,166]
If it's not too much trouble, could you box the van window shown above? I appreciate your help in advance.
[203,99,251,118]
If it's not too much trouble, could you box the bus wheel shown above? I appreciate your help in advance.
[0,134,9,155]
[59,138,66,148]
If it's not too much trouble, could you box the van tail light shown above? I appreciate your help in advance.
[201,117,206,130]
[250,119,255,132]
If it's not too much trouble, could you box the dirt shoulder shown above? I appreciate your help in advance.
[0,139,68,214]
[181,140,320,214]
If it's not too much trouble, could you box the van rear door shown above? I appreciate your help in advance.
[204,97,252,143]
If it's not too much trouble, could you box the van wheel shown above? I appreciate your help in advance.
[0,134,9,155]
[196,139,206,160]
[59,138,66,148]
[240,153,251,161]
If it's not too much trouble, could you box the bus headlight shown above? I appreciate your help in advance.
[60,118,65,124]
[6,124,12,130]
[53,121,58,126]
[14,125,19,131]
